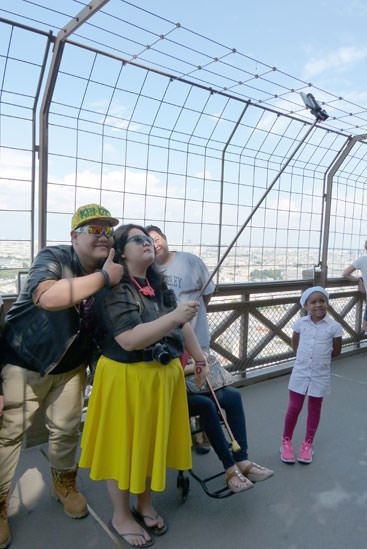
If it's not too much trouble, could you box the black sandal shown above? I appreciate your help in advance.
[108,520,154,547]
[132,508,168,536]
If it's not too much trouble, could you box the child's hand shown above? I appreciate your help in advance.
[331,336,342,358]
[358,277,366,294]
[194,359,209,388]
[0,395,4,416]
[183,357,195,375]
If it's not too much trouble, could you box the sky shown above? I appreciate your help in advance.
[1,0,367,269]
[131,0,367,103]
[1,0,367,108]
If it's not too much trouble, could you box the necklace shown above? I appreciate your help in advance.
[130,275,155,297]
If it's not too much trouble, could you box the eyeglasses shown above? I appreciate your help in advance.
[126,234,154,246]
[74,224,114,237]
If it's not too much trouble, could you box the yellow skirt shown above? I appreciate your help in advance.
[79,355,192,494]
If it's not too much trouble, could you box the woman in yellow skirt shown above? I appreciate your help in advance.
[79,224,208,548]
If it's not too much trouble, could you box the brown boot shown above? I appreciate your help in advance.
[0,494,11,549]
[51,468,88,519]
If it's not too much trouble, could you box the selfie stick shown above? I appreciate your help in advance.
[206,377,241,452]
[198,93,329,299]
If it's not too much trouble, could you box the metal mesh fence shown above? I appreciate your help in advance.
[0,21,50,293]
[1,1,367,296]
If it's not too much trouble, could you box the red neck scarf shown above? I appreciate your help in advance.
[130,275,155,297]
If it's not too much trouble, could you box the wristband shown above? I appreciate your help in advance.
[195,360,206,375]
[100,269,111,288]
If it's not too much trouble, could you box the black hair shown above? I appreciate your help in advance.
[145,224,166,239]
[114,223,166,296]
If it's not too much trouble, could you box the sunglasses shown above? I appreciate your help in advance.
[75,224,114,237]
[126,234,154,246]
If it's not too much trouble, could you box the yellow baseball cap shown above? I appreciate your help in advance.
[71,203,119,230]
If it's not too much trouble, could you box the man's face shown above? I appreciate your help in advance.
[148,230,169,264]
[71,221,114,269]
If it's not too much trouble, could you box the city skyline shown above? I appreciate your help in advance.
[0,239,363,295]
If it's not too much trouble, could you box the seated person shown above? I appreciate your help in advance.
[184,358,274,493]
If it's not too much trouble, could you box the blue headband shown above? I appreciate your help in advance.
[300,286,329,307]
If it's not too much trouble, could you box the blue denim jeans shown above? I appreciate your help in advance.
[187,386,248,469]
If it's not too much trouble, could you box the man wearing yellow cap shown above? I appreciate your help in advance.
[0,204,123,548]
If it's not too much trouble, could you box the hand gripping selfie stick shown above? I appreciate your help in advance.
[198,93,329,300]
[197,94,328,451]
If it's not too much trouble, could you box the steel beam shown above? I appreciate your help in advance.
[319,133,367,285]
[38,0,110,248]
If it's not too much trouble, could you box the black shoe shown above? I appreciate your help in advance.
[194,443,211,455]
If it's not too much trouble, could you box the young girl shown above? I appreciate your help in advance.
[280,286,343,464]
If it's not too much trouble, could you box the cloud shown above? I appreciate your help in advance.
[103,115,139,132]
[303,46,367,78]
[103,142,116,154]
[0,148,33,209]
[267,196,300,213]
[0,147,162,216]
[342,89,367,104]
[194,170,213,180]
[334,0,367,17]
[80,100,140,132]
[0,147,32,169]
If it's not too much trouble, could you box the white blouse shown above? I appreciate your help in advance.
[288,314,343,397]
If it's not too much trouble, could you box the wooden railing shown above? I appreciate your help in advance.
[2,279,365,446]
[3,278,365,379]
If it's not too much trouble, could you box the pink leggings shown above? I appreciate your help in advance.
[282,390,323,443]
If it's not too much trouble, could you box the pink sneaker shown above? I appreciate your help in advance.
[298,440,313,464]
[280,437,295,463]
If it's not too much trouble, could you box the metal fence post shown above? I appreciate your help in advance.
[238,290,250,376]
[319,133,367,286]
[38,0,110,248]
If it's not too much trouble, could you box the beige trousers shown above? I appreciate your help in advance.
[0,364,86,496]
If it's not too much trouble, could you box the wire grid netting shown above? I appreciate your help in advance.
[4,1,367,133]
[209,310,241,351]
[2,1,367,297]
[343,308,361,339]
[43,60,359,286]
[329,294,359,337]
[329,148,367,270]
[217,337,243,366]
[0,20,53,293]
[207,302,295,367]
[249,304,292,357]
[208,292,362,370]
